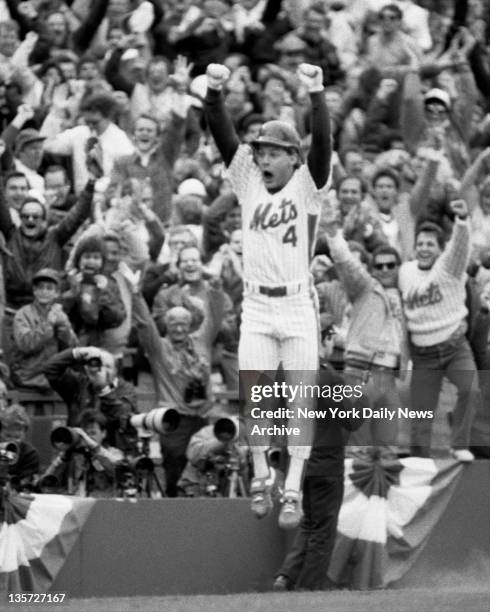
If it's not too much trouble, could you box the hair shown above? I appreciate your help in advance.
[78,52,98,68]
[38,59,65,81]
[168,225,198,248]
[371,244,401,267]
[164,306,192,327]
[20,199,47,220]
[172,195,203,225]
[372,167,400,190]
[134,113,161,134]
[341,145,363,162]
[148,55,172,73]
[44,164,69,182]
[5,170,28,186]
[103,232,121,247]
[337,174,367,197]
[415,221,445,249]
[176,244,201,267]
[79,408,107,431]
[73,235,107,269]
[80,92,116,118]
[379,3,403,19]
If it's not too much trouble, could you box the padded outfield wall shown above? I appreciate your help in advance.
[51,461,490,598]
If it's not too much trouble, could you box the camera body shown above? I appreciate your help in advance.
[0,441,19,485]
[184,378,207,403]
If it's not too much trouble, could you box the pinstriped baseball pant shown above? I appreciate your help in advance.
[239,291,319,459]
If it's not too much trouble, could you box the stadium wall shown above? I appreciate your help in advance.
[51,461,490,597]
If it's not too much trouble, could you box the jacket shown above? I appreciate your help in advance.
[0,180,94,308]
[11,302,77,389]
[43,349,138,453]
[62,275,126,348]
[327,231,409,372]
[133,293,211,416]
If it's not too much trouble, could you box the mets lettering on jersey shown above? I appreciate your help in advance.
[227,145,327,285]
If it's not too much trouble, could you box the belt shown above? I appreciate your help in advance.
[244,280,306,297]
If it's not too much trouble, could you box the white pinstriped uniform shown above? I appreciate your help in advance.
[228,145,328,456]
[227,144,328,373]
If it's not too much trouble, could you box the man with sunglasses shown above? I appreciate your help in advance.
[323,210,407,458]
[0,151,97,363]
[366,3,421,78]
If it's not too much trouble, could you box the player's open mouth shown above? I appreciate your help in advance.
[262,171,273,181]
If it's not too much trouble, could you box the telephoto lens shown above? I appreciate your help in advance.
[130,407,180,434]
[50,426,82,449]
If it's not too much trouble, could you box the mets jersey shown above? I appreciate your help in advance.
[227,145,328,285]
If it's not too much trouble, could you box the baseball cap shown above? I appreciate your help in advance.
[32,268,60,286]
[251,120,302,157]
[15,129,46,153]
[177,178,207,198]
[424,88,451,110]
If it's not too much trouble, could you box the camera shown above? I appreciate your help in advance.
[184,378,207,403]
[129,406,180,434]
[213,416,239,442]
[84,356,103,368]
[50,426,83,449]
[0,441,18,464]
[0,441,19,485]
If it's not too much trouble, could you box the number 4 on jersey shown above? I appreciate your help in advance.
[282,225,297,247]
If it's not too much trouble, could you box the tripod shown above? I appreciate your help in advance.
[222,450,249,498]
[132,434,166,498]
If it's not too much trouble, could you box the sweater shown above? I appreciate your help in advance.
[398,218,470,347]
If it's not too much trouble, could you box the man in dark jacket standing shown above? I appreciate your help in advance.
[272,328,363,591]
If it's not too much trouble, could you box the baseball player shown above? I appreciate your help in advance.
[204,62,331,529]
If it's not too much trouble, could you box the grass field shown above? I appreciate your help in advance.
[7,587,490,612]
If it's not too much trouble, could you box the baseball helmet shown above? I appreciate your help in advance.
[251,121,303,160]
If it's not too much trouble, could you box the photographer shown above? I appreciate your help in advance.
[0,404,39,491]
[39,409,124,497]
[43,346,138,454]
[130,276,211,496]
[178,416,249,497]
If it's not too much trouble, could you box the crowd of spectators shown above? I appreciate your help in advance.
[0,0,489,498]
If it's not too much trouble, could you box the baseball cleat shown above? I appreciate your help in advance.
[250,476,274,519]
[278,490,302,530]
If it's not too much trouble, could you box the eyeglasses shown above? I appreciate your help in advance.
[373,261,398,270]
[20,213,42,221]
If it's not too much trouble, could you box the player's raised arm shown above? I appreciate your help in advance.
[298,63,331,189]
[204,64,241,167]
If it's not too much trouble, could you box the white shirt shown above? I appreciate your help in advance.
[43,123,135,194]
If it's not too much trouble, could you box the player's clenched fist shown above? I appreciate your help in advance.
[297,63,324,93]
[206,63,230,91]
